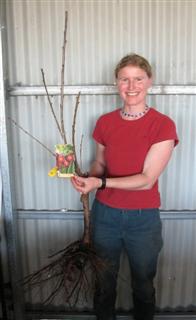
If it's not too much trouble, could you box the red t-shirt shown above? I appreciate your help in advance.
[93,107,179,209]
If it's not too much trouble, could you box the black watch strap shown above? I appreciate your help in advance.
[98,177,106,190]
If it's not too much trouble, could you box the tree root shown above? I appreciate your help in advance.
[23,240,108,306]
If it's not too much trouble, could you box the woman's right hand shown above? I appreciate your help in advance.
[71,175,102,194]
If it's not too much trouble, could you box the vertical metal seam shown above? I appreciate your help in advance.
[0,15,25,320]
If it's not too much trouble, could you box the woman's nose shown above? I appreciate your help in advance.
[128,80,135,90]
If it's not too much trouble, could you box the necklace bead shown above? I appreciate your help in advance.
[121,105,149,119]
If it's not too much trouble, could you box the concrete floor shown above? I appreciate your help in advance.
[39,315,196,320]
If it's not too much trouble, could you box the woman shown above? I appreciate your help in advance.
[71,54,178,320]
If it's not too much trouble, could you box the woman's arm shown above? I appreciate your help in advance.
[71,142,106,190]
[106,139,174,190]
[71,139,175,194]
[89,143,106,177]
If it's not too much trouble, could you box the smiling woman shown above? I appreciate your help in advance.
[71,53,179,320]
[116,54,152,120]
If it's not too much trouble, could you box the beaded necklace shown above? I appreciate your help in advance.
[120,105,149,119]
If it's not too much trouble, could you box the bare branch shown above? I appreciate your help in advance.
[59,10,68,144]
[79,134,84,172]
[8,117,55,157]
[41,68,63,140]
[71,92,82,176]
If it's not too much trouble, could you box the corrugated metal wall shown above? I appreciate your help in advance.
[2,0,196,315]
[5,0,196,210]
[5,0,196,85]
[17,211,196,311]
[8,94,196,210]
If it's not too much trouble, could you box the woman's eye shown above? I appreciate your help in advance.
[119,78,128,83]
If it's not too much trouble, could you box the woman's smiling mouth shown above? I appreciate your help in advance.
[127,92,138,96]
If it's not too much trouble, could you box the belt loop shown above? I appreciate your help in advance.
[139,209,142,215]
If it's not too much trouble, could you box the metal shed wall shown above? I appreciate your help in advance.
[1,0,196,317]
[17,211,196,312]
[5,0,196,85]
[4,0,196,210]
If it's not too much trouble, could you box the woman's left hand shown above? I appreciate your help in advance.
[71,175,101,194]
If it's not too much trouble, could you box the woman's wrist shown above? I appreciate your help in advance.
[98,177,107,190]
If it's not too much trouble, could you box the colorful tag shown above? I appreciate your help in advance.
[55,144,75,178]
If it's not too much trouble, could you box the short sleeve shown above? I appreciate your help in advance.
[150,116,179,147]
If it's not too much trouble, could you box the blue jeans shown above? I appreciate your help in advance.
[91,199,163,320]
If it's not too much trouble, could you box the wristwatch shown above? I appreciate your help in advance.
[98,177,106,190]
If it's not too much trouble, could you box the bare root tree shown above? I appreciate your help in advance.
[16,11,108,306]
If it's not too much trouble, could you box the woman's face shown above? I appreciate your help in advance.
[116,65,152,108]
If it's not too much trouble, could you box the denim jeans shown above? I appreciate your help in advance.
[91,199,163,320]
